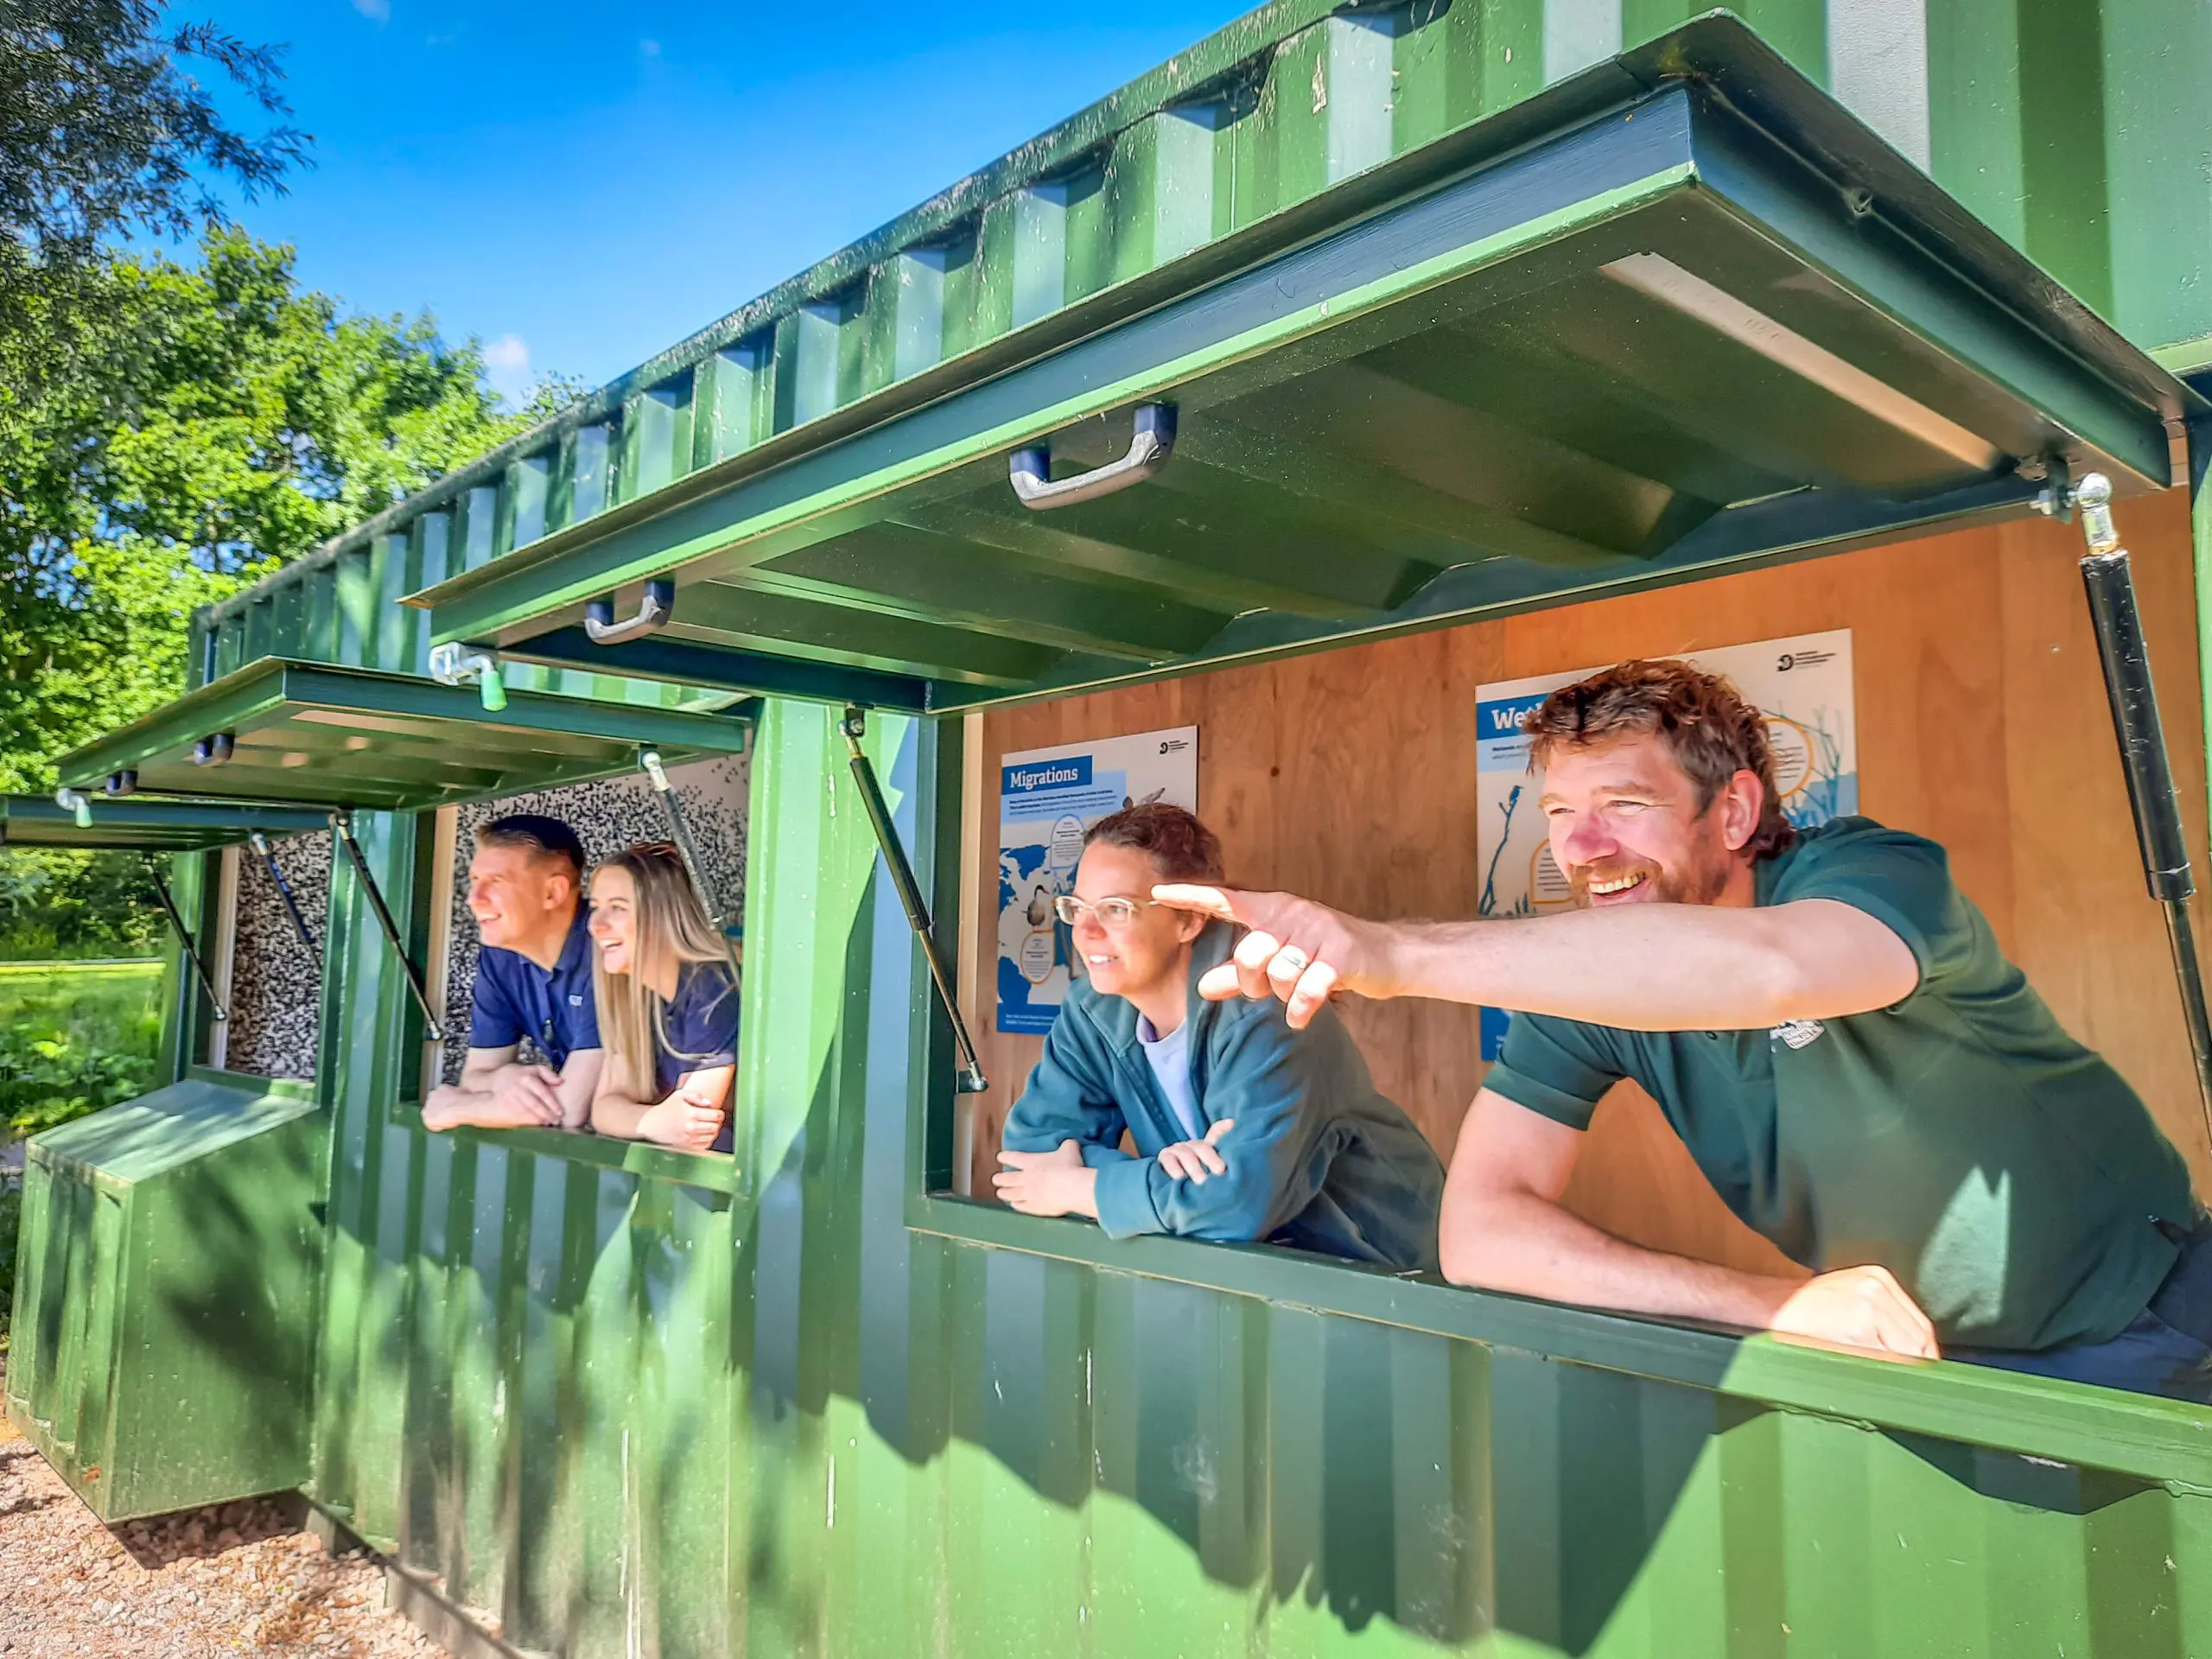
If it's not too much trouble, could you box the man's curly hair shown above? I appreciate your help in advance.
[1521,658,1796,858]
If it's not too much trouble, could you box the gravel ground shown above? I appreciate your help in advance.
[0,1367,448,1659]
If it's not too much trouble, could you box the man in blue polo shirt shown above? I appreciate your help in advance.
[423,815,602,1132]
[1160,658,2212,1402]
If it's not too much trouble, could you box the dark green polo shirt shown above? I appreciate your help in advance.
[1485,817,2195,1351]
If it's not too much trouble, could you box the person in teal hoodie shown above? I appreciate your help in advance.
[994,803,1444,1272]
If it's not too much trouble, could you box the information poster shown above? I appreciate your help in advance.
[1474,631,1856,1056]
[997,726,1198,1034]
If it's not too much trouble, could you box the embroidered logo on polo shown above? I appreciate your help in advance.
[1770,1018,1826,1050]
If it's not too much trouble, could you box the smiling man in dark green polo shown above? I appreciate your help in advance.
[1157,658,2210,1401]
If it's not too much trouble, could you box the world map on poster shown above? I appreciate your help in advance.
[997,727,1198,1035]
[1474,630,1857,1058]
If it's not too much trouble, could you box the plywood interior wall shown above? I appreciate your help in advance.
[957,491,2212,1277]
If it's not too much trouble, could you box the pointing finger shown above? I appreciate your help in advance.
[1151,883,1240,921]
[1203,1119,1235,1143]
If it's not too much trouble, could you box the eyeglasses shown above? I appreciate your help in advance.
[1052,893,1158,930]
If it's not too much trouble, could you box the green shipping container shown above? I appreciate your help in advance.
[14,5,2212,1656]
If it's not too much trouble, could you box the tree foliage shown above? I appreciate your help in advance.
[3,226,569,792]
[0,8,575,962]
[0,229,575,957]
[1,2,304,286]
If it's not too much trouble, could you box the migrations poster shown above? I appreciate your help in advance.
[996,726,1199,1035]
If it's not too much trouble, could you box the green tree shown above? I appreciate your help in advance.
[0,228,574,959]
[2,2,303,305]
[3,226,567,791]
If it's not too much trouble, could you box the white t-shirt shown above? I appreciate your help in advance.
[1135,1014,1205,1141]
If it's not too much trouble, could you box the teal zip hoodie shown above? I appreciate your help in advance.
[1001,922,1444,1272]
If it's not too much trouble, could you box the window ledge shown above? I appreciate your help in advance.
[185,1064,317,1102]
[391,1102,742,1193]
[906,1191,2212,1491]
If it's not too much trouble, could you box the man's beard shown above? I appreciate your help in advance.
[1567,846,1735,907]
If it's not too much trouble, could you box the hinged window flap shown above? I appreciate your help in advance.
[54,658,753,812]
[415,26,2194,715]
[0,795,327,852]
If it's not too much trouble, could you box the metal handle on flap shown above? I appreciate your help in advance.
[427,642,507,712]
[585,577,676,645]
[1009,404,1176,512]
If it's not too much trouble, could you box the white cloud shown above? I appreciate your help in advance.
[484,334,532,407]
[351,0,391,21]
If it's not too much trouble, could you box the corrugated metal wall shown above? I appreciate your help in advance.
[197,0,2212,674]
[175,6,2212,1651]
[302,702,2212,1657]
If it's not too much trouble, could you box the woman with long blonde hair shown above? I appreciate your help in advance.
[587,843,741,1153]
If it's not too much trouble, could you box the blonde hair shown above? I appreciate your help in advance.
[589,844,737,1099]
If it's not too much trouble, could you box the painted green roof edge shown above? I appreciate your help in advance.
[194,0,1374,632]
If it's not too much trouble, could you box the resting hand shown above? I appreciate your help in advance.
[1152,884,1387,1028]
[635,1092,725,1153]
[486,1063,566,1127]
[1157,1119,1235,1185]
[1768,1265,1940,1361]
[994,1139,1093,1217]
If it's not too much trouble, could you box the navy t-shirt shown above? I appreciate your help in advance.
[656,963,741,1153]
[469,909,601,1068]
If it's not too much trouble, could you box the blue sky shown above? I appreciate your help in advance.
[199,2,1251,404]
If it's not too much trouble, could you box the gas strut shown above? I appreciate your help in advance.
[639,747,744,982]
[249,830,319,955]
[145,857,227,1025]
[840,709,988,1094]
[331,812,444,1043]
[2056,472,2212,1145]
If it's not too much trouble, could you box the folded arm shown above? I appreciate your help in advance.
[994,1017,1130,1217]
[1442,1089,1938,1358]
[592,1063,734,1152]
[1090,1022,1329,1243]
[424,1046,601,1131]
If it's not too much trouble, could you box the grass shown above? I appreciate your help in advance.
[0,958,167,1135]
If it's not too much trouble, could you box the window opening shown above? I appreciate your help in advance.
[219,829,329,1079]
[429,755,748,1154]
